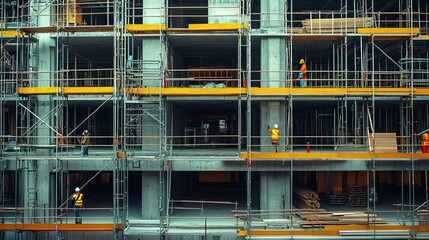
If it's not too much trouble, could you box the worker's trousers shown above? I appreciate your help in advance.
[81,146,88,156]
[74,206,82,224]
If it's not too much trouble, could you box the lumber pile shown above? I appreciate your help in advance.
[293,187,320,209]
[346,186,367,207]
[329,193,346,205]
[297,210,386,227]
[302,17,373,34]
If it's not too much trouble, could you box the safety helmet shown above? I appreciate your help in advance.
[83,130,88,134]
[299,59,305,64]
[75,187,80,192]
[274,124,278,128]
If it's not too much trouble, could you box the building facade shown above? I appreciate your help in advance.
[1,0,429,239]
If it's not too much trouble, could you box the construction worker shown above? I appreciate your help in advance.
[298,59,307,88]
[268,124,280,153]
[422,132,429,153]
[71,187,84,224]
[80,130,90,156]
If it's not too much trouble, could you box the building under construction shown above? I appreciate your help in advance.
[1,0,429,239]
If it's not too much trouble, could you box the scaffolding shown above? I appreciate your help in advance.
[1,0,429,239]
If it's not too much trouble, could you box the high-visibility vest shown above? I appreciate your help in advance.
[300,64,307,79]
[422,133,429,146]
[72,192,84,207]
[268,128,279,141]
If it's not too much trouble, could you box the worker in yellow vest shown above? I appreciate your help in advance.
[268,124,280,153]
[422,133,429,153]
[71,187,84,224]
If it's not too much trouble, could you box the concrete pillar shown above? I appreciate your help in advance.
[142,171,160,219]
[260,101,286,152]
[143,0,165,24]
[260,0,285,29]
[260,172,291,213]
[261,38,286,88]
[141,39,164,151]
[208,0,239,24]
[32,2,55,154]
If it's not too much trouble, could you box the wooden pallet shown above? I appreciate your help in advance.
[329,193,346,205]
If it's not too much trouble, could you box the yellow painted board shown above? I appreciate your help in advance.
[237,229,340,237]
[0,30,22,37]
[188,23,246,30]
[135,87,245,96]
[63,87,114,95]
[348,88,411,95]
[126,24,166,32]
[18,87,114,95]
[414,88,429,95]
[250,88,345,96]
[18,87,58,95]
[358,28,420,34]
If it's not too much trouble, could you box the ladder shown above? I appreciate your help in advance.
[113,1,128,239]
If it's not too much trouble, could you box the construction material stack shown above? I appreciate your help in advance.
[293,187,320,209]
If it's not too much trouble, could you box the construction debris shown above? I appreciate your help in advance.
[293,187,320,209]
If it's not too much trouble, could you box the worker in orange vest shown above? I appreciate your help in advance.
[422,132,429,153]
[298,59,307,88]
[268,124,280,153]
[71,187,84,224]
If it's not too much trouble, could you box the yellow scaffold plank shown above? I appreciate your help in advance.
[63,87,114,95]
[18,87,58,95]
[237,225,429,237]
[414,88,429,95]
[0,30,22,37]
[240,152,429,160]
[0,223,123,231]
[126,24,166,33]
[188,23,246,30]
[347,88,411,96]
[237,229,340,237]
[358,27,420,35]
[17,87,114,95]
[250,88,346,96]
[134,87,245,96]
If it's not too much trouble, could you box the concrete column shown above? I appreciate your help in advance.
[260,0,285,29]
[260,172,291,214]
[143,0,165,24]
[142,171,160,219]
[261,38,286,88]
[141,39,163,151]
[260,101,286,152]
[32,2,55,154]
[36,161,50,222]
[208,0,239,24]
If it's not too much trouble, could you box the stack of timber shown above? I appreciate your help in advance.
[297,210,386,227]
[347,186,367,207]
[302,17,373,34]
[293,187,320,209]
[328,193,346,205]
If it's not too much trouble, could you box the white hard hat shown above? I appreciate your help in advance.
[83,130,88,134]
[75,187,80,192]
[274,124,278,128]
